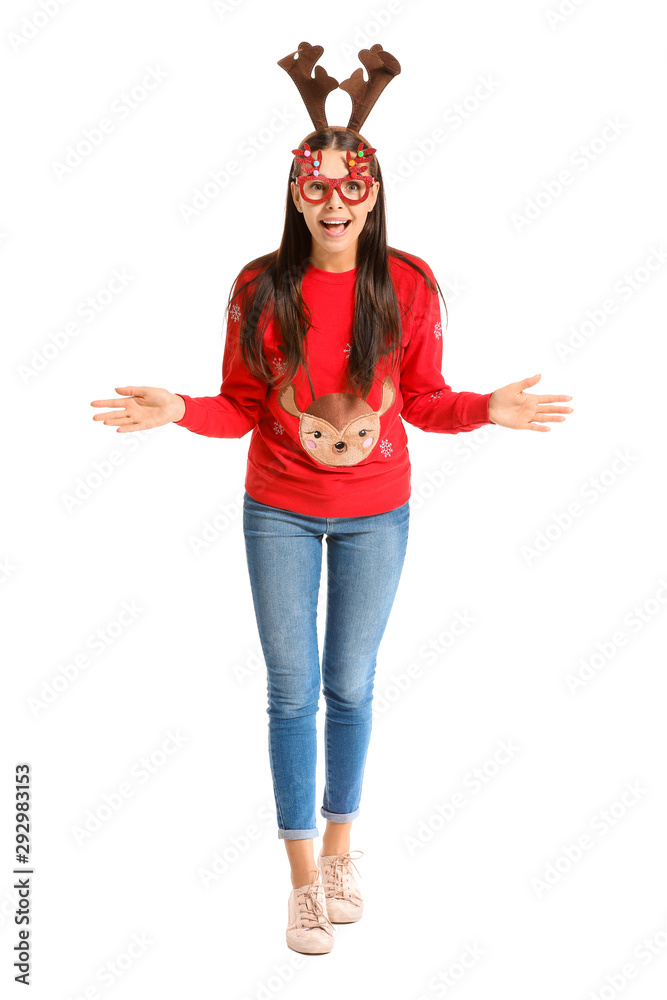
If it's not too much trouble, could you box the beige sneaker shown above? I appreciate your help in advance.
[286,869,335,954]
[317,850,364,923]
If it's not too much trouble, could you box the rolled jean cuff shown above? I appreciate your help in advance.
[278,827,319,840]
[320,806,360,823]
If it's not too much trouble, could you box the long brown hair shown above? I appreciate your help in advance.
[225,127,448,400]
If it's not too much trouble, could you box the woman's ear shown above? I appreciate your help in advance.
[366,180,380,211]
[290,180,302,213]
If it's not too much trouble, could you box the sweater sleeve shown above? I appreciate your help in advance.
[173,273,269,438]
[399,262,493,434]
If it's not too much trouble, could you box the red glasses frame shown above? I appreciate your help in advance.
[294,172,375,205]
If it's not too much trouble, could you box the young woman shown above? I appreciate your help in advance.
[91,128,573,954]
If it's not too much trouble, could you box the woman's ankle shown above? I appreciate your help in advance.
[321,839,350,857]
[284,837,317,888]
[290,865,318,889]
[321,819,353,857]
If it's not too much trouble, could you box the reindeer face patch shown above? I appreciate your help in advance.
[278,374,397,468]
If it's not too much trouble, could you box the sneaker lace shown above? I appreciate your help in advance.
[295,871,334,934]
[321,850,364,902]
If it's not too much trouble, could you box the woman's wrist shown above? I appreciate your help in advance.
[171,393,187,422]
[488,390,498,424]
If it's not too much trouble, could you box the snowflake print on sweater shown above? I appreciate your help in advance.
[379,438,393,458]
[434,321,442,339]
[230,303,242,323]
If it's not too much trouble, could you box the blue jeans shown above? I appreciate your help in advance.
[242,490,410,840]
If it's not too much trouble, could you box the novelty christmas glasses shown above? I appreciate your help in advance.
[291,141,377,204]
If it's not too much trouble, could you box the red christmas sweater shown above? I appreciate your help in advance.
[174,252,493,517]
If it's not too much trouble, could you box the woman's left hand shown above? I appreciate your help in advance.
[488,374,573,431]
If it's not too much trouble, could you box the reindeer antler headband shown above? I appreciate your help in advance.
[277,40,401,133]
[277,40,401,183]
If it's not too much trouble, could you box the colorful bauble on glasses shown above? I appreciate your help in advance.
[291,140,377,179]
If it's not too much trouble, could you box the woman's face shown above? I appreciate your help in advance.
[290,147,379,264]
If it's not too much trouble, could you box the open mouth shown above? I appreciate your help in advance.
[320,219,351,237]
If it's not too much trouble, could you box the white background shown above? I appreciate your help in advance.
[2,0,666,996]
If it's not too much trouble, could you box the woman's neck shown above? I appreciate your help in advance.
[308,247,357,273]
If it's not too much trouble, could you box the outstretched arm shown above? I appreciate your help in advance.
[400,262,573,434]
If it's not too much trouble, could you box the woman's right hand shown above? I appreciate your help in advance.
[90,386,186,432]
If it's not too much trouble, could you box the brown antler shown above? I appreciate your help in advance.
[338,44,401,133]
[277,41,340,131]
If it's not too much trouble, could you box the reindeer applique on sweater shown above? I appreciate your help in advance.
[277,359,397,468]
